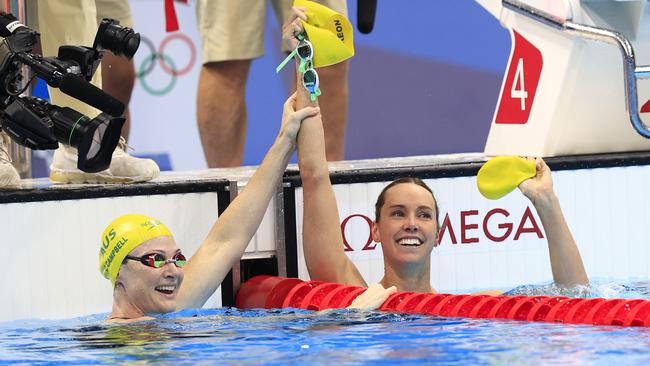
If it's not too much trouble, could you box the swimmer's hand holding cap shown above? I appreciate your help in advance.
[477,156,537,200]
[292,0,354,68]
[276,0,354,101]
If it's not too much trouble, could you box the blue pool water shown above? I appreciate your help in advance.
[3,280,650,365]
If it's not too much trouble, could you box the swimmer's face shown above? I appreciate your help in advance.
[372,183,438,267]
[117,236,184,314]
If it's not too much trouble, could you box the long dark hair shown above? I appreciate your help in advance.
[374,177,440,227]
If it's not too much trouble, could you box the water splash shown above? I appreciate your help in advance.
[503,278,650,299]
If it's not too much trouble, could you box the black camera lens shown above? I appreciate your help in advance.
[49,106,125,172]
[93,18,140,59]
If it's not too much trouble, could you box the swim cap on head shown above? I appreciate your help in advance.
[99,214,173,285]
[294,0,354,68]
[477,156,537,200]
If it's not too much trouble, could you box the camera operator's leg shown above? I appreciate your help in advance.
[196,0,266,168]
[96,0,136,141]
[101,55,135,140]
[197,61,250,168]
[38,0,159,183]
[38,0,100,115]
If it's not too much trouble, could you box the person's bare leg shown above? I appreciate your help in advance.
[102,53,135,140]
[317,60,349,161]
[197,60,251,168]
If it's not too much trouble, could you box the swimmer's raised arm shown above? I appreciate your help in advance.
[518,157,588,286]
[176,93,319,309]
[291,36,366,286]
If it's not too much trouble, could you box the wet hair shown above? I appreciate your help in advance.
[374,177,440,227]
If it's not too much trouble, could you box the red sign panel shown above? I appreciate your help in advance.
[641,99,650,113]
[495,31,543,124]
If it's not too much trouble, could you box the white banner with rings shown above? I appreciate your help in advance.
[130,0,203,171]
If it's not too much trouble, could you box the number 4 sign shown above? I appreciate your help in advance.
[495,31,543,124]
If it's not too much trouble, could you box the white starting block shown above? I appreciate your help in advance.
[477,0,650,156]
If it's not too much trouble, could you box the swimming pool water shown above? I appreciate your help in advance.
[3,280,650,365]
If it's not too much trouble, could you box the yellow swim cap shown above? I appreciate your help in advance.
[477,156,537,200]
[294,0,354,68]
[99,214,173,285]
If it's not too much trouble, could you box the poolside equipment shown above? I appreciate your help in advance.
[479,0,650,157]
[476,156,536,199]
[99,214,173,285]
[237,276,650,327]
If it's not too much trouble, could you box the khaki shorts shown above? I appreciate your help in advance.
[29,0,134,116]
[196,0,347,64]
[26,0,134,33]
[95,0,134,28]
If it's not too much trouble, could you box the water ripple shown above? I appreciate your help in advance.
[3,280,650,365]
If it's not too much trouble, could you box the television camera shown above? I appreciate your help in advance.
[0,12,139,173]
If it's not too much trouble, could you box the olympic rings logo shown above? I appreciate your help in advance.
[136,33,197,96]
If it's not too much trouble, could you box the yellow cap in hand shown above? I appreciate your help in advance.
[477,156,537,200]
[294,0,354,68]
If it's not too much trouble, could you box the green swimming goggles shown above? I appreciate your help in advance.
[276,33,322,102]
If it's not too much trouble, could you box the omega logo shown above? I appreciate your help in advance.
[339,207,544,251]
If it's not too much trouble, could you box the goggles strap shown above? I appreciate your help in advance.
[275,33,308,73]
[276,49,297,73]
